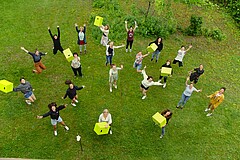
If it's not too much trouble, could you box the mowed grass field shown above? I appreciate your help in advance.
[0,0,240,159]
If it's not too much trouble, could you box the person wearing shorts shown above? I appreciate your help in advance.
[205,87,226,117]
[109,64,123,92]
[173,45,192,67]
[140,66,163,99]
[13,77,36,105]
[133,52,149,72]
[37,102,69,136]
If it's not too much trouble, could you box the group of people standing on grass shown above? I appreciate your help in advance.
[11,19,226,138]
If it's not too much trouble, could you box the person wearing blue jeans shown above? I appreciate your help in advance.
[160,109,173,139]
[105,42,124,66]
[149,37,163,63]
[176,77,202,109]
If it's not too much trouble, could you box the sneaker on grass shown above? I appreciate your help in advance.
[163,83,166,88]
[25,100,31,105]
[75,99,79,103]
[54,130,57,136]
[142,96,146,100]
[160,135,164,139]
[109,130,112,134]
[110,88,112,92]
[64,126,69,131]
[205,108,210,112]
[71,103,76,107]
[206,113,213,117]
[113,84,117,89]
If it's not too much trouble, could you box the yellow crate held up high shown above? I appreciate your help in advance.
[0,80,13,93]
[94,16,103,27]
[63,48,74,62]
[94,122,110,135]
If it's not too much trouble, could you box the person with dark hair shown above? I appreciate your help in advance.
[71,52,82,78]
[189,64,204,84]
[109,64,123,92]
[176,77,202,109]
[48,26,64,55]
[75,23,87,54]
[20,47,47,74]
[173,45,192,67]
[99,25,110,46]
[140,66,163,99]
[13,78,36,105]
[105,42,124,66]
[149,37,163,63]
[160,109,173,139]
[37,102,69,136]
[133,51,149,72]
[62,82,85,106]
[98,109,112,134]
[125,20,138,52]
[205,87,226,116]
[158,60,173,88]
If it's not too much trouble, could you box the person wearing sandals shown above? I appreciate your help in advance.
[71,52,82,78]
[160,109,173,139]
[205,87,226,117]
[176,77,202,109]
[125,20,138,52]
[75,23,87,54]
[13,77,36,105]
[98,109,112,134]
[37,102,69,136]
[62,82,85,106]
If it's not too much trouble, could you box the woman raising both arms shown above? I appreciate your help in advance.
[125,20,138,52]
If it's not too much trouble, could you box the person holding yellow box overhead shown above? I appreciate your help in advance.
[99,25,110,46]
[205,87,226,117]
[98,109,112,134]
[158,60,173,88]
[160,109,173,139]
[149,37,163,63]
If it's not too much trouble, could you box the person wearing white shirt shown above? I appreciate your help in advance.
[140,66,163,99]
[109,64,123,92]
[173,45,192,67]
[176,77,202,109]
[99,25,110,46]
[98,109,112,134]
[105,42,124,66]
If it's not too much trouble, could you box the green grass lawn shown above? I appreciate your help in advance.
[0,0,240,159]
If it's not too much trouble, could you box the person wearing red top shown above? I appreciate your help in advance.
[125,21,138,52]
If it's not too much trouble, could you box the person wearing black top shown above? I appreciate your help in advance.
[149,37,163,63]
[21,47,47,74]
[48,26,64,55]
[160,109,173,139]
[189,64,204,84]
[37,102,69,136]
[158,60,173,88]
[62,82,85,107]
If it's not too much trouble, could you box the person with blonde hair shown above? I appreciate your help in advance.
[205,87,226,116]
[99,25,110,46]
[105,42,124,66]
[133,52,149,72]
[109,64,123,92]
[98,109,112,134]
[75,23,87,54]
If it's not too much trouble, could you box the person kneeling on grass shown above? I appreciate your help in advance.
[158,59,173,88]
[176,77,202,109]
[160,109,173,139]
[13,77,36,105]
[62,82,85,106]
[109,64,123,93]
[205,87,226,117]
[98,109,112,134]
[140,66,163,100]
[20,47,47,74]
[37,102,69,136]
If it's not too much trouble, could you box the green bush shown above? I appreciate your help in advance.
[202,28,225,41]
[185,15,203,36]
